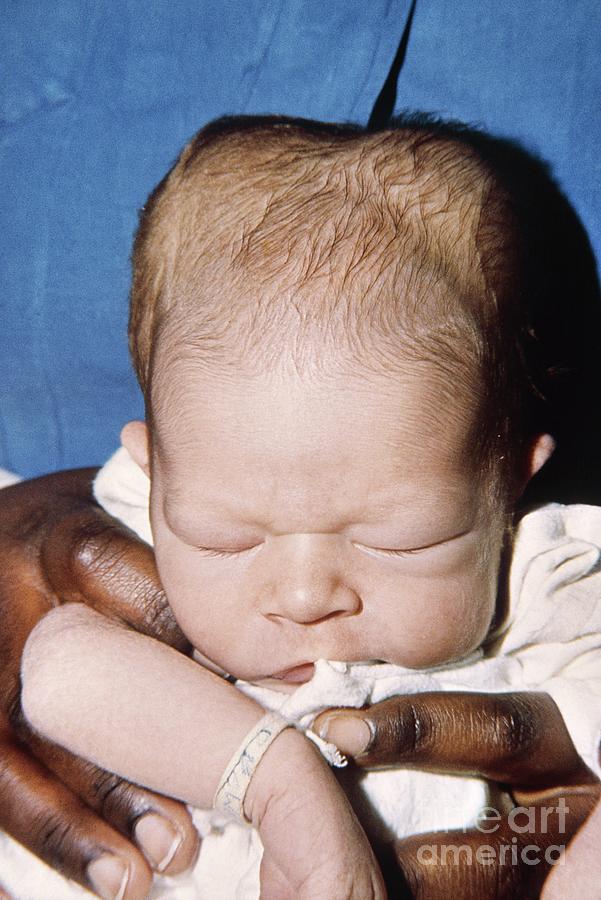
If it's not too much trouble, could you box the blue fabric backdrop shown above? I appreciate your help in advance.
[1,1,600,477]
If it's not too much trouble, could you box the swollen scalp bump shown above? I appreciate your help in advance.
[131,117,497,381]
[129,113,578,497]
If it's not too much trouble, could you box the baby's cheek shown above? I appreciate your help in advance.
[381,574,497,668]
[156,558,234,655]
[174,595,262,684]
[167,587,232,650]
[435,574,497,658]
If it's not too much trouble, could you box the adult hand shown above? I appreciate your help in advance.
[0,470,199,899]
[314,692,600,899]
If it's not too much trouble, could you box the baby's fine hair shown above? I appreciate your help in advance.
[129,113,601,502]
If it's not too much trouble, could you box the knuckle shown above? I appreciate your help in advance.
[138,593,188,648]
[5,680,25,734]
[41,512,123,602]
[33,810,83,874]
[391,700,437,760]
[92,768,148,829]
[68,521,125,584]
[495,856,524,899]
[492,695,537,763]
[7,692,30,742]
[64,521,183,643]
[405,703,427,755]
[130,578,169,625]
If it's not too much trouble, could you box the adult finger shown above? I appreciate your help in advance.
[40,504,189,650]
[0,473,199,885]
[0,730,152,899]
[0,470,188,651]
[313,692,597,789]
[9,702,200,879]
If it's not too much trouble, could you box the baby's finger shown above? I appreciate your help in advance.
[0,733,152,899]
[259,853,296,900]
[541,794,601,899]
[313,691,597,787]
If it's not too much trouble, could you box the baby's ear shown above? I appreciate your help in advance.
[526,432,556,480]
[120,420,150,476]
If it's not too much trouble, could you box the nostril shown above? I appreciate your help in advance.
[260,573,362,625]
[307,607,360,625]
[264,596,362,626]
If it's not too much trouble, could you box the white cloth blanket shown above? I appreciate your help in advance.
[2,447,601,898]
[0,469,21,489]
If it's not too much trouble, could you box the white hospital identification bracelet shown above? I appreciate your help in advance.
[213,712,293,821]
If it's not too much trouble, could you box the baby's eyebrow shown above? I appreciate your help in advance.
[165,491,477,543]
[163,499,263,537]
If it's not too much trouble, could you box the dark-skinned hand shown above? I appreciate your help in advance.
[0,470,199,899]
[313,693,600,899]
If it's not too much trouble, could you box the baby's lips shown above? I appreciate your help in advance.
[269,662,315,683]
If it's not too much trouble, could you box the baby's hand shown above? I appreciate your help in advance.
[244,728,386,900]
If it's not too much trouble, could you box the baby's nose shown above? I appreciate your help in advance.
[258,534,361,625]
[265,581,361,625]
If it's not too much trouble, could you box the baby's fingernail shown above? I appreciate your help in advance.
[135,812,182,872]
[316,714,372,756]
[87,855,129,900]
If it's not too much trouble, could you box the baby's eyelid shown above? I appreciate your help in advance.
[195,542,263,557]
[353,531,470,557]
[352,542,427,557]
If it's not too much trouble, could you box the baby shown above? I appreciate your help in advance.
[20,114,601,898]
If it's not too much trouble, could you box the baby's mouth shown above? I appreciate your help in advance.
[269,662,316,684]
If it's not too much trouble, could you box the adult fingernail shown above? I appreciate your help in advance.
[316,714,373,757]
[135,812,182,872]
[87,855,129,900]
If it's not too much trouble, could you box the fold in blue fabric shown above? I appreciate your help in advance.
[1,1,599,477]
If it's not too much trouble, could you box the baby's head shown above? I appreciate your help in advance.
[122,114,556,685]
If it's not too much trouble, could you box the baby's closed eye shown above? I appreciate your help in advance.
[352,528,472,559]
[194,543,263,558]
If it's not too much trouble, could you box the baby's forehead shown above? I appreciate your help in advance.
[151,339,484,469]
[149,357,496,556]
